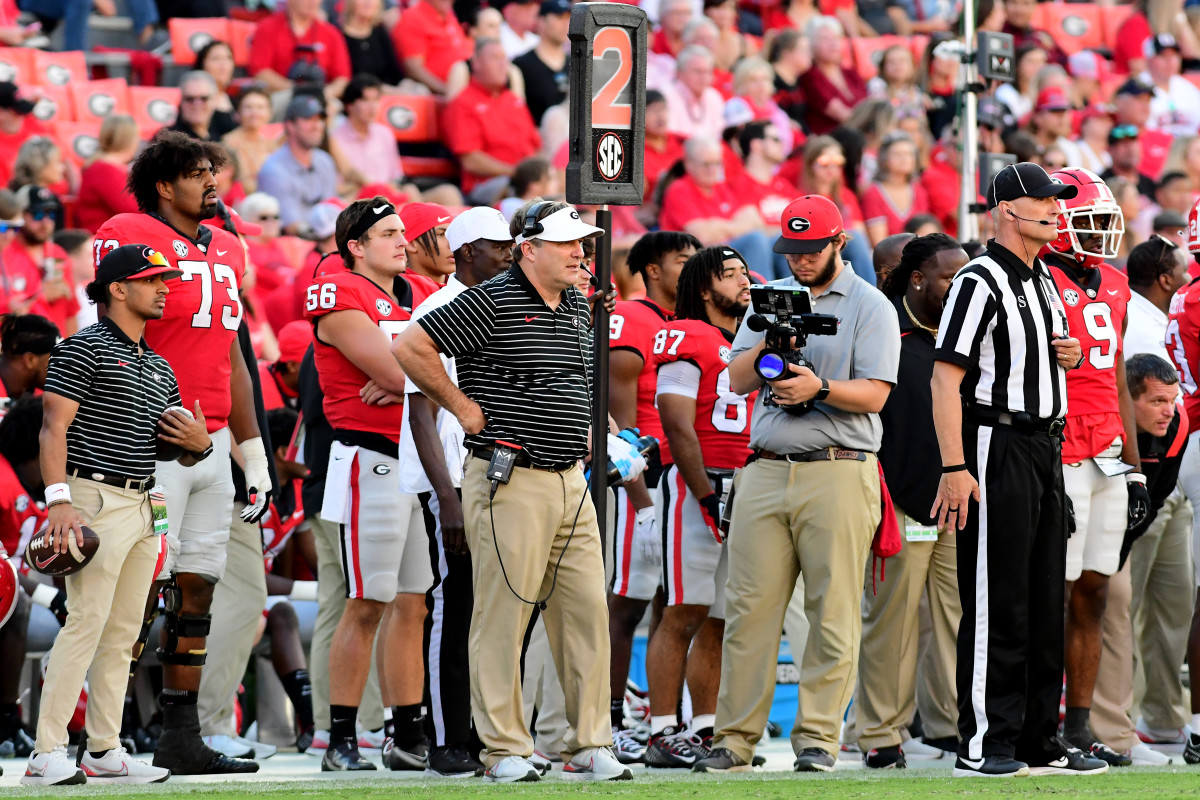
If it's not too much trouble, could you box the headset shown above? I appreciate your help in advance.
[521,199,557,240]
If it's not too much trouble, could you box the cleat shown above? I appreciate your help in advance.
[864,744,906,769]
[1183,733,1200,765]
[321,740,376,771]
[385,737,429,771]
[426,744,483,778]
[794,747,836,772]
[693,746,751,773]
[612,726,645,764]
[644,726,706,768]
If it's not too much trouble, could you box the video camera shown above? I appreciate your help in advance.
[746,285,838,416]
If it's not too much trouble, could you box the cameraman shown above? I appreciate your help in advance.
[694,195,900,773]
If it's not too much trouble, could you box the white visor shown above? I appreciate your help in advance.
[516,207,604,244]
[446,206,513,252]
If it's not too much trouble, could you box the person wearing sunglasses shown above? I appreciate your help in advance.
[1111,78,1172,181]
[1101,123,1157,203]
[169,72,227,144]
[3,185,77,336]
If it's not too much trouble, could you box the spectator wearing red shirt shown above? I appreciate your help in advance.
[860,131,930,246]
[1113,78,1172,180]
[395,0,474,94]
[644,90,686,201]
[660,136,784,278]
[259,320,312,412]
[0,86,44,191]
[2,187,77,335]
[76,114,140,234]
[731,121,796,226]
[248,0,353,103]
[1001,0,1068,67]
[793,135,876,284]
[442,39,542,200]
[1113,3,1154,75]
[920,137,963,238]
[799,16,867,135]
[652,0,694,57]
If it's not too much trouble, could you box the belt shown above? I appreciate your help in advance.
[966,405,1066,437]
[469,447,577,474]
[67,465,155,493]
[753,447,869,463]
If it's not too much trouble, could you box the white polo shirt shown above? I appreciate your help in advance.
[398,276,469,494]
[1124,289,1170,364]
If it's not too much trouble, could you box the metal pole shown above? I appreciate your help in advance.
[959,0,980,242]
[590,206,612,550]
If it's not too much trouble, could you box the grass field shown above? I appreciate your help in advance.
[6,768,1200,800]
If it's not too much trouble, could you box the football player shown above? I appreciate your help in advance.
[644,246,755,768]
[93,131,267,775]
[1044,168,1141,766]
[306,197,435,771]
[607,231,698,762]
[0,313,59,413]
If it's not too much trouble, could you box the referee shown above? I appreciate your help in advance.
[932,163,1104,778]
[395,199,630,783]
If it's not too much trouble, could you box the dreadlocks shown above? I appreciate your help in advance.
[881,233,962,299]
[675,246,747,325]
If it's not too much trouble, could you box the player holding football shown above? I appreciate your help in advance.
[607,231,698,761]
[93,131,268,775]
[644,246,755,768]
[306,197,435,772]
[1043,168,1144,766]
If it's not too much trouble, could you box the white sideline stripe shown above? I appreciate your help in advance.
[967,426,993,762]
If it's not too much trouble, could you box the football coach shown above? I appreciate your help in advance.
[394,199,631,783]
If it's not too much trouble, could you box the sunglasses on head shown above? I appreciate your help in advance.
[1150,232,1179,252]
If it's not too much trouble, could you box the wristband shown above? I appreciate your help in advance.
[942,464,968,473]
[815,377,830,403]
[288,581,319,602]
[1126,472,1146,486]
[45,483,70,505]
[31,583,58,609]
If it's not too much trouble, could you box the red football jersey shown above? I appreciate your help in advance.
[0,454,44,559]
[307,271,418,442]
[610,298,673,465]
[1049,262,1130,462]
[1168,277,1200,434]
[653,319,756,471]
[94,214,246,432]
[262,481,305,570]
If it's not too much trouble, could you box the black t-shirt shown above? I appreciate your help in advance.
[514,48,568,126]
[1100,167,1157,201]
[857,0,901,34]
[343,25,404,87]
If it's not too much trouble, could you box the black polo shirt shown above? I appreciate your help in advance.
[879,294,941,525]
[44,316,181,479]
[418,263,592,468]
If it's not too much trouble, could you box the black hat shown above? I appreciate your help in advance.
[986,162,1078,210]
[0,82,33,115]
[17,185,60,215]
[977,96,1012,131]
[1146,32,1181,56]
[284,93,324,121]
[1114,78,1155,97]
[539,0,570,15]
[96,245,182,285]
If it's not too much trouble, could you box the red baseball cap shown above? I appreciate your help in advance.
[774,195,843,255]
[1036,86,1071,112]
[276,319,313,364]
[399,203,454,242]
[358,183,410,207]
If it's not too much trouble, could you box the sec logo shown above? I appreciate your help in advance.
[173,240,189,258]
[1063,289,1079,306]
[719,345,731,363]
[376,298,393,316]
[596,133,623,182]
[787,217,810,233]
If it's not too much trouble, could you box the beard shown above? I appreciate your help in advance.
[711,290,748,322]
[792,248,839,288]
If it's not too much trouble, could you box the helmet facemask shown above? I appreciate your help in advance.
[1063,202,1124,261]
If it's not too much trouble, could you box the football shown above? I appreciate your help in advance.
[156,405,193,462]
[25,524,100,577]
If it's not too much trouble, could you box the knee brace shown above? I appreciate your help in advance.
[156,608,212,667]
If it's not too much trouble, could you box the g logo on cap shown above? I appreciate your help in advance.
[787,217,811,233]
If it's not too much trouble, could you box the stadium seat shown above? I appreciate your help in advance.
[909,35,929,64]
[0,48,35,85]
[1032,3,1104,56]
[23,83,73,125]
[54,121,102,168]
[129,85,181,140]
[851,36,910,81]
[31,50,88,87]
[1101,3,1136,52]
[402,156,459,181]
[377,95,441,143]
[229,20,257,68]
[69,78,131,125]
[168,17,231,67]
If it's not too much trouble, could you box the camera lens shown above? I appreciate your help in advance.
[755,351,787,381]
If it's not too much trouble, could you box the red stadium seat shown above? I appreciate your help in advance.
[129,85,181,139]
[228,20,257,68]
[1101,3,1136,51]
[402,156,459,181]
[0,48,35,85]
[168,18,231,67]
[377,95,441,143]
[909,35,929,64]
[31,50,88,87]
[23,83,73,125]
[851,36,910,81]
[1033,3,1104,56]
[69,78,131,125]
[54,121,102,168]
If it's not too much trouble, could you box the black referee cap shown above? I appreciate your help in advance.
[986,163,1078,210]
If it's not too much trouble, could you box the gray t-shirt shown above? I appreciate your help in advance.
[730,265,901,453]
[256,145,339,230]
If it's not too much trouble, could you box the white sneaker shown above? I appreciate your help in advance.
[1135,716,1190,745]
[21,747,86,786]
[902,738,951,759]
[358,728,385,752]
[529,750,556,774]
[202,734,254,759]
[562,746,634,781]
[80,747,170,784]
[233,734,276,759]
[306,729,329,755]
[1128,743,1173,766]
[484,755,541,783]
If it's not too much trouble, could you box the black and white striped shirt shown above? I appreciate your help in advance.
[418,264,592,468]
[44,317,182,479]
[935,240,1068,420]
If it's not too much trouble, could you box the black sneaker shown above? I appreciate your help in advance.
[295,728,314,754]
[864,745,906,769]
[1027,742,1108,776]
[794,747,836,772]
[426,744,484,778]
[1184,734,1200,765]
[321,740,377,771]
[1063,730,1131,767]
[644,726,704,768]
[385,738,429,771]
[922,736,958,754]
[0,728,35,758]
[952,755,1030,777]
[154,726,259,774]
[693,747,751,773]
[751,754,766,767]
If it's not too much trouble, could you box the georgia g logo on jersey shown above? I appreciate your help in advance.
[376,298,393,316]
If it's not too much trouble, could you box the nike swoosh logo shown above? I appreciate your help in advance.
[34,553,56,569]
[960,757,984,768]
[333,456,345,460]
[374,205,388,213]
[1107,290,1118,295]
[216,249,227,256]
[437,216,451,223]
[117,360,129,367]
[525,315,539,322]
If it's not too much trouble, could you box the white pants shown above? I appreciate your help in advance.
[1063,451,1127,580]
[156,427,235,580]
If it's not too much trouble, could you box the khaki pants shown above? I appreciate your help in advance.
[462,457,610,767]
[310,515,383,732]
[198,502,268,736]
[35,478,161,753]
[855,506,960,749]
[521,616,569,756]
[713,456,880,762]
[1092,561,1137,751]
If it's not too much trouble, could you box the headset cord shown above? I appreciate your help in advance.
[489,475,588,611]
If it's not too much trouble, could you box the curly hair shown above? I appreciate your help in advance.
[881,232,962,298]
[676,245,746,324]
[126,129,227,213]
